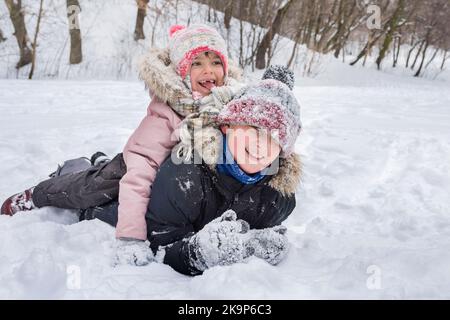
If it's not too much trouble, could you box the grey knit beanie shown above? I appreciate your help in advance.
[217,65,301,156]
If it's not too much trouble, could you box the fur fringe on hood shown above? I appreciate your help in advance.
[138,47,242,109]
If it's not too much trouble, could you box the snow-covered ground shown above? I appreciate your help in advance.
[1,59,449,299]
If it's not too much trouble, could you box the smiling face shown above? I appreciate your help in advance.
[222,125,281,174]
[189,51,225,97]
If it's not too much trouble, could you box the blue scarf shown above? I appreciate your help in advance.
[216,134,266,185]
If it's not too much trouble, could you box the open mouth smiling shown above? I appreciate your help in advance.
[245,147,264,160]
[198,79,216,90]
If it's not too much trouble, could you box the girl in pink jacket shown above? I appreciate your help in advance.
[1,24,243,265]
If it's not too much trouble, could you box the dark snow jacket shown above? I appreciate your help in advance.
[146,149,302,275]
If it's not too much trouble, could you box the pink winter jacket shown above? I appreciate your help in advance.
[115,96,182,240]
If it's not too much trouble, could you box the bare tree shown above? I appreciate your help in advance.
[414,29,432,77]
[411,0,449,76]
[66,0,82,64]
[28,0,44,79]
[375,0,406,70]
[4,0,32,68]
[410,39,425,70]
[275,0,367,58]
[349,0,391,66]
[0,28,6,42]
[224,0,233,29]
[405,38,422,68]
[439,22,450,71]
[238,19,244,66]
[194,0,450,77]
[424,46,440,69]
[441,51,449,70]
[350,31,384,66]
[392,33,401,67]
[150,1,171,46]
[255,0,296,69]
[134,0,149,41]
[287,29,302,68]
[324,0,365,58]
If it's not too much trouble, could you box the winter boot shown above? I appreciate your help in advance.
[90,151,110,166]
[1,187,36,216]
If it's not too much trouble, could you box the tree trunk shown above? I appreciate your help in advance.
[302,0,317,48]
[174,0,179,23]
[393,36,401,67]
[414,39,429,77]
[329,0,345,57]
[255,0,295,70]
[411,40,425,70]
[350,32,383,66]
[392,37,397,67]
[66,0,82,64]
[332,0,361,60]
[334,44,342,59]
[207,1,211,22]
[350,41,370,66]
[287,41,298,69]
[28,0,44,80]
[287,30,302,69]
[4,0,33,69]
[362,32,373,66]
[441,51,448,70]
[224,0,233,29]
[424,47,439,69]
[239,19,244,68]
[376,0,405,70]
[134,0,149,41]
[405,40,421,68]
[0,28,6,42]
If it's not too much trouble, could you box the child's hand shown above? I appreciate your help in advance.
[245,226,289,266]
[188,210,250,272]
[112,238,154,267]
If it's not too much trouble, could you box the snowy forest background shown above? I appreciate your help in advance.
[0,0,450,299]
[1,0,450,81]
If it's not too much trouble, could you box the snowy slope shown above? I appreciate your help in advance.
[1,60,449,299]
[1,0,450,300]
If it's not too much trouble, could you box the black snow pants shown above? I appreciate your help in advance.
[32,153,126,213]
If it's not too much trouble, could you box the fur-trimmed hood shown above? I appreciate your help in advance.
[187,127,302,197]
[138,47,243,115]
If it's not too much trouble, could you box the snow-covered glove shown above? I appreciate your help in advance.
[112,238,154,267]
[245,225,289,266]
[188,209,251,272]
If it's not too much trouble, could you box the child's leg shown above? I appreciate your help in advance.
[79,201,119,227]
[32,153,126,210]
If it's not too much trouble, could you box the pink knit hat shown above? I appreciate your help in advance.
[168,24,228,79]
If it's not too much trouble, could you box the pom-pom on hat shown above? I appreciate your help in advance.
[262,64,295,90]
[217,65,301,157]
[168,24,228,79]
[169,25,186,37]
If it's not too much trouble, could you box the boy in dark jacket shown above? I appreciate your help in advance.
[95,66,302,275]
